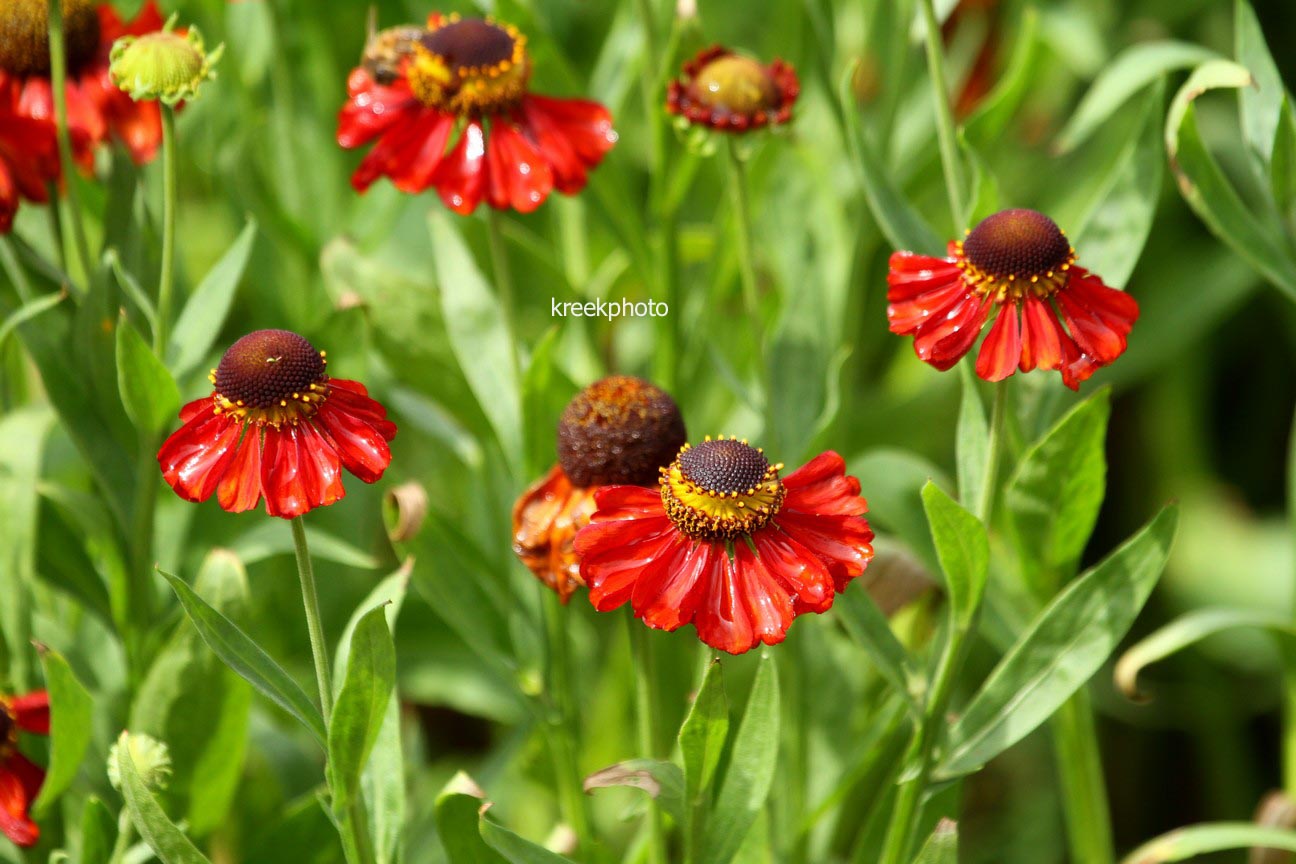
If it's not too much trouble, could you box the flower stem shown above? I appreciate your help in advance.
[878,383,1008,864]
[46,0,92,293]
[108,810,135,864]
[45,182,66,273]
[154,106,178,355]
[629,619,667,864]
[1051,689,1114,864]
[725,138,761,326]
[918,0,967,228]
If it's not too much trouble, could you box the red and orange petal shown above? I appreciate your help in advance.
[574,452,873,655]
[157,379,397,520]
[666,45,799,133]
[336,68,615,214]
[0,690,49,848]
[886,250,1138,390]
[512,465,599,603]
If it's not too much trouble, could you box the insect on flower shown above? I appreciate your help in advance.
[575,437,874,655]
[158,329,397,519]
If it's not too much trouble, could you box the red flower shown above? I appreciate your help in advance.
[0,78,58,233]
[513,376,686,602]
[666,46,799,133]
[0,690,49,848]
[158,329,397,519]
[337,14,617,214]
[0,0,168,168]
[886,208,1139,389]
[575,439,874,655]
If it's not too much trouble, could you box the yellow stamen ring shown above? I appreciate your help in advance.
[660,436,786,540]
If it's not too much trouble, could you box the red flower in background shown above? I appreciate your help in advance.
[337,13,617,215]
[158,329,397,519]
[666,45,799,133]
[0,78,58,233]
[0,0,168,169]
[575,438,874,655]
[0,691,49,848]
[886,208,1139,390]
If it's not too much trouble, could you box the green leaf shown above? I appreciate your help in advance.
[116,731,215,864]
[161,570,326,745]
[1055,40,1218,153]
[679,660,729,808]
[434,774,508,864]
[835,590,924,720]
[962,8,1041,147]
[1071,83,1164,287]
[584,759,685,824]
[921,482,988,627]
[115,313,180,435]
[1114,607,1296,700]
[1270,98,1296,231]
[913,819,959,864]
[167,221,257,379]
[955,366,988,511]
[939,507,1178,778]
[428,210,523,476]
[0,289,65,351]
[328,605,396,810]
[31,648,94,815]
[1119,823,1296,863]
[700,653,781,864]
[1004,390,1111,595]
[1166,65,1296,300]
[480,817,577,864]
[0,406,53,685]
[230,520,379,570]
[80,796,116,864]
[133,549,252,836]
[1234,0,1285,162]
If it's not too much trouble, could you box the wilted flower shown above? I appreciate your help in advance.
[575,438,874,654]
[0,690,49,847]
[886,208,1139,389]
[158,329,397,519]
[666,46,799,133]
[337,12,617,214]
[513,376,686,602]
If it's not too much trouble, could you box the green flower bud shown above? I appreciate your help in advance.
[107,732,173,793]
[109,15,223,106]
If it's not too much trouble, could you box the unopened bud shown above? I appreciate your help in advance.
[110,15,223,105]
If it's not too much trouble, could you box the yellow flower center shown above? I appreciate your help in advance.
[958,208,1076,303]
[209,329,330,427]
[661,437,786,540]
[406,15,530,115]
[0,0,100,76]
[686,55,779,116]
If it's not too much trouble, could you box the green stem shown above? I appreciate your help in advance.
[878,383,1008,864]
[918,0,967,227]
[154,107,177,355]
[726,138,761,325]
[1286,405,1296,798]
[46,0,92,293]
[1051,690,1114,864]
[45,183,66,274]
[108,810,134,864]
[125,436,157,677]
[630,619,667,864]
[541,590,601,860]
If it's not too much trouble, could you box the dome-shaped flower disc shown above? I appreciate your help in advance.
[666,45,799,133]
[157,329,398,519]
[886,208,1139,389]
[337,12,617,215]
[574,439,874,654]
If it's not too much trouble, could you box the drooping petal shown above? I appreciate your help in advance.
[313,401,392,484]
[260,424,313,519]
[582,525,684,612]
[887,276,971,334]
[782,451,867,516]
[178,397,212,423]
[511,466,596,602]
[10,692,49,735]
[1018,293,1063,372]
[351,107,452,194]
[296,421,346,510]
[157,413,243,504]
[217,425,264,513]
[636,538,712,632]
[752,529,834,614]
[0,160,17,234]
[975,303,1022,382]
[432,120,487,215]
[485,117,554,213]
[692,544,793,655]
[1057,272,1139,364]
[326,381,397,440]
[774,510,874,593]
[519,95,615,189]
[337,68,420,149]
[0,758,40,847]
[913,294,990,371]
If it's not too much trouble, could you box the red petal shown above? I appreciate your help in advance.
[773,511,874,593]
[326,381,397,439]
[1018,293,1063,372]
[158,413,243,503]
[782,451,867,516]
[10,691,48,735]
[217,426,264,513]
[975,303,1022,382]
[486,118,554,213]
[0,161,16,234]
[581,526,681,611]
[752,530,834,614]
[0,758,40,847]
[261,425,317,519]
[178,396,212,423]
[588,484,662,517]
[351,107,452,194]
[913,294,990,371]
[521,95,615,169]
[633,537,710,630]
[887,276,970,334]
[432,121,487,214]
[693,544,792,655]
[297,421,346,509]
[337,68,420,149]
[314,402,392,484]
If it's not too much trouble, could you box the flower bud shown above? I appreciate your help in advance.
[107,732,173,792]
[109,15,223,105]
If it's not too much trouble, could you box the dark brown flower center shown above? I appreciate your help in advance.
[0,0,100,76]
[962,209,1072,281]
[420,18,516,72]
[678,438,769,494]
[687,55,779,115]
[0,701,15,755]
[557,376,686,487]
[214,330,327,410]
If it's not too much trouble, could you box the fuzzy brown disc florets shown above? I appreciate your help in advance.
[0,0,100,76]
[678,438,769,494]
[420,18,516,71]
[963,208,1072,281]
[214,330,327,410]
[557,376,686,487]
